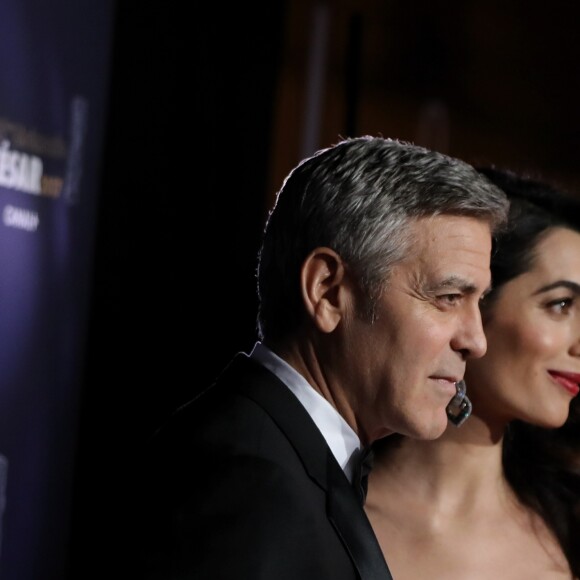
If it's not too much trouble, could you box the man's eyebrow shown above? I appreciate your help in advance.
[533,280,580,295]
[432,276,490,295]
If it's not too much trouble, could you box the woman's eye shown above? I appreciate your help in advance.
[546,297,573,314]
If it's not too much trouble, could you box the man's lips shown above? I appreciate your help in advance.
[430,376,461,397]
[548,370,580,396]
[431,375,462,384]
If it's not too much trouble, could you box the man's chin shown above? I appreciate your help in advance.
[404,413,449,440]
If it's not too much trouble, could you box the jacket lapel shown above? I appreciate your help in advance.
[326,453,394,580]
[234,354,393,579]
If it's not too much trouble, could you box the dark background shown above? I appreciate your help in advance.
[67,1,580,577]
[68,2,286,577]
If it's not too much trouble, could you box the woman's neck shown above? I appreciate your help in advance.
[367,415,515,521]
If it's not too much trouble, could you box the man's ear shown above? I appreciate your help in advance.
[300,247,349,333]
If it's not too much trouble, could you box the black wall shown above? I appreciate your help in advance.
[68,3,286,577]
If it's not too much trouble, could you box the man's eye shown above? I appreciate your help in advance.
[439,294,461,305]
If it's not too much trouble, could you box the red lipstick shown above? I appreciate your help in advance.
[548,371,580,397]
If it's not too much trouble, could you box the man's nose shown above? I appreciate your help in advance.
[451,305,487,360]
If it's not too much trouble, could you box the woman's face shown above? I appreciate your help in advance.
[465,226,580,428]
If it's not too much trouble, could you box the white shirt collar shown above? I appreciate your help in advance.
[250,342,362,482]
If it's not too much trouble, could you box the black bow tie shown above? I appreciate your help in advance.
[351,446,374,506]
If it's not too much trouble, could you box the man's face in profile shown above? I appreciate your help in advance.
[344,214,492,443]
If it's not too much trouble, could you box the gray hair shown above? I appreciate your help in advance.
[256,136,509,341]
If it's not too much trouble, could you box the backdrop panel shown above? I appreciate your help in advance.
[0,1,115,578]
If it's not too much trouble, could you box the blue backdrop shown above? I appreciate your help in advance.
[0,1,115,577]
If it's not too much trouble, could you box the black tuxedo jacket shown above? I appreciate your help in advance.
[138,352,393,580]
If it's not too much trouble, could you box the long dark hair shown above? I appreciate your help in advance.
[478,167,580,577]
